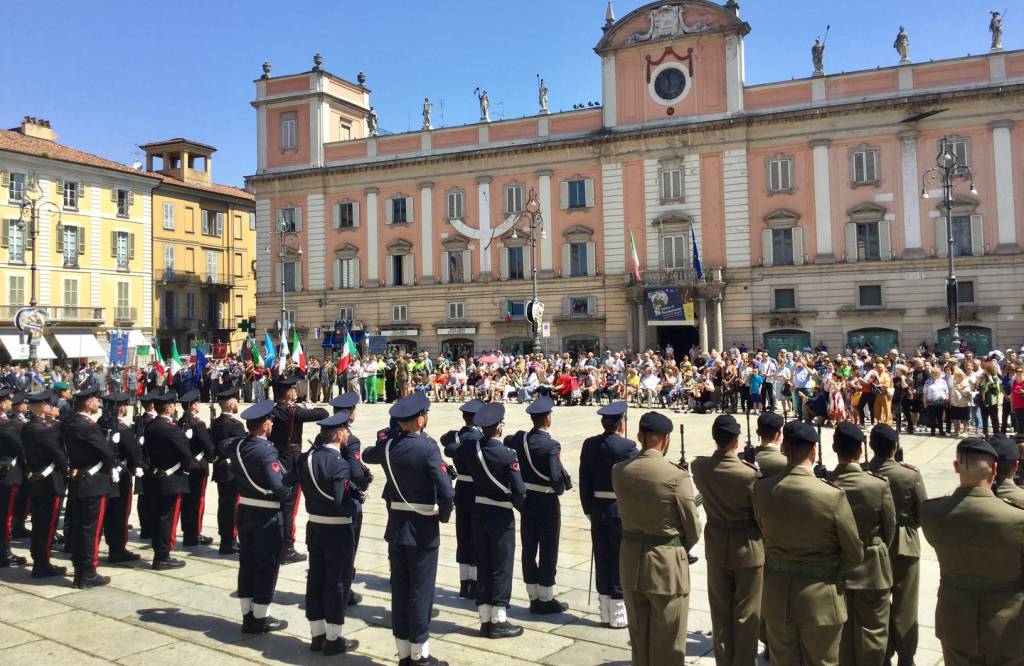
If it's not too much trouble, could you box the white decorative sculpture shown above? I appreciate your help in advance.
[626,5,710,44]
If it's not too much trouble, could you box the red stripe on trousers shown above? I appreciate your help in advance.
[4,486,15,542]
[170,495,182,552]
[46,496,61,559]
[123,480,133,546]
[197,476,207,533]
[233,494,240,541]
[92,496,107,570]
[290,486,302,540]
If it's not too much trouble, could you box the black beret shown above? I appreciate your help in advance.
[990,436,1019,463]
[782,421,818,447]
[240,399,276,422]
[870,424,899,447]
[835,421,866,447]
[956,436,998,459]
[474,403,505,429]
[757,411,784,432]
[597,401,628,418]
[638,411,673,435]
[712,414,741,437]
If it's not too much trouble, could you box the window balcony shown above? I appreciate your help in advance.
[47,306,105,324]
[114,307,137,324]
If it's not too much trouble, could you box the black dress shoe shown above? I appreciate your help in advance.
[411,656,448,666]
[323,637,359,655]
[310,634,325,652]
[152,557,186,571]
[347,590,362,606]
[459,580,472,598]
[76,570,111,589]
[241,615,287,633]
[478,622,491,637]
[241,612,255,633]
[218,542,240,555]
[529,598,568,614]
[183,535,213,546]
[3,551,28,566]
[280,548,307,565]
[486,621,524,639]
[11,525,31,539]
[31,563,67,578]
[398,659,411,666]
[108,550,141,563]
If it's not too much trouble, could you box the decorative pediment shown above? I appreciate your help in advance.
[595,1,750,54]
[333,243,360,259]
[386,238,413,254]
[764,208,801,228]
[562,224,595,242]
[442,235,470,251]
[937,194,979,215]
[848,201,886,222]
[652,211,694,227]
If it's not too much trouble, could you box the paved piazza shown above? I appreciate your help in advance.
[0,402,959,665]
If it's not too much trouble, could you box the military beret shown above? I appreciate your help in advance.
[474,403,505,429]
[109,391,133,405]
[72,385,100,400]
[782,421,819,447]
[317,410,351,429]
[990,436,1019,463]
[757,411,784,432]
[712,414,741,438]
[0,387,12,399]
[870,424,899,447]
[52,382,70,391]
[596,401,628,418]
[217,386,240,400]
[525,395,554,415]
[835,421,866,446]
[956,436,998,459]
[330,392,360,410]
[27,389,52,404]
[151,389,178,406]
[177,389,201,405]
[240,399,276,422]
[638,411,673,435]
[459,399,486,415]
[389,393,430,420]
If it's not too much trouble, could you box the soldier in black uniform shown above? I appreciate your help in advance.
[178,389,215,546]
[145,389,192,570]
[0,387,27,567]
[135,390,159,541]
[579,401,637,627]
[363,393,454,666]
[441,399,484,599]
[102,392,142,563]
[63,386,115,588]
[22,390,67,578]
[226,399,293,633]
[287,410,360,655]
[507,395,571,613]
[467,403,526,639]
[210,386,244,555]
[10,391,32,540]
[269,376,328,564]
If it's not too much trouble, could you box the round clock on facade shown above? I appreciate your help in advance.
[648,61,693,106]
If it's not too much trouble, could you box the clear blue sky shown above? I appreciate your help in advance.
[1,1,1013,186]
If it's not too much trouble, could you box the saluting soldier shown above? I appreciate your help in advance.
[866,424,926,666]
[22,390,67,578]
[210,386,244,555]
[829,422,896,666]
[269,375,329,564]
[145,389,191,570]
[691,414,765,666]
[440,399,484,599]
[507,395,571,613]
[612,411,701,666]
[991,435,1024,504]
[102,391,142,564]
[578,401,636,628]
[921,437,1024,665]
[467,403,526,639]
[363,393,454,666]
[0,387,27,567]
[226,399,294,633]
[753,421,862,665]
[135,390,159,541]
[177,390,215,546]
[63,385,115,588]
[288,410,360,655]
[754,411,788,478]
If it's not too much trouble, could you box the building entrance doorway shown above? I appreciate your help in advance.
[655,326,699,360]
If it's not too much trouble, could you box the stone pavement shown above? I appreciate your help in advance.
[0,402,962,665]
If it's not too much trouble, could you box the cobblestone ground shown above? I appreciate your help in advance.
[0,402,959,665]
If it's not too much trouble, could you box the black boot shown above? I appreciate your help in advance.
[11,522,31,539]
[108,550,141,563]
[218,540,240,555]
[4,546,27,566]
[241,612,255,633]
[478,622,491,637]
[310,634,325,652]
[466,580,477,599]
[529,598,568,614]
[152,556,186,570]
[323,637,359,655]
[459,580,472,599]
[183,534,213,547]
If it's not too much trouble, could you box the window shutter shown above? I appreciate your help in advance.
[352,201,360,228]
[202,210,210,235]
[129,233,135,260]
[0,171,9,188]
[110,231,117,257]
[386,256,394,286]
[499,299,508,318]
[792,226,804,266]
[660,171,670,199]
[405,196,414,223]
[970,215,984,256]
[845,223,858,263]
[128,191,135,206]
[559,181,569,209]
[56,178,64,197]
[333,258,341,288]
[332,203,340,229]
[584,178,595,208]
[216,212,224,236]
[295,262,303,290]
[523,245,532,276]
[110,187,118,202]
[935,218,948,257]
[403,253,414,285]
[352,257,360,287]
[561,243,570,276]
[385,199,393,225]
[1,220,8,248]
[562,297,571,315]
[878,220,892,261]
[294,207,303,232]
[587,295,597,315]
[440,251,450,283]
[54,225,62,252]
[462,249,472,283]
[499,247,509,280]
[77,227,86,255]
[586,240,596,276]
[761,229,774,266]
[77,182,85,200]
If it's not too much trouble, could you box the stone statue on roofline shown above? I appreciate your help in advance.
[894,26,910,64]
[367,107,378,137]
[422,98,432,131]
[811,38,825,75]
[990,11,1003,51]
[538,77,549,114]
[474,88,490,122]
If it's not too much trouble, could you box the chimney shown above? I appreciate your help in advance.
[20,116,56,142]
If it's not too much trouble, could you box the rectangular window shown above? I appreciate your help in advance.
[8,275,25,306]
[567,180,587,209]
[164,293,176,325]
[767,157,793,193]
[448,302,465,320]
[233,214,243,240]
[163,202,175,230]
[7,220,26,263]
[392,304,409,322]
[660,168,684,201]
[852,148,879,184]
[958,281,975,304]
[771,228,795,266]
[185,208,195,233]
[339,121,351,141]
[950,215,973,258]
[336,202,355,228]
[391,255,404,285]
[505,184,523,213]
[950,140,970,167]
[391,197,408,224]
[506,301,526,319]
[164,244,175,278]
[774,288,796,311]
[116,189,130,217]
[201,210,210,235]
[508,246,525,280]
[569,242,588,277]
[339,258,358,289]
[234,252,243,277]
[858,285,883,308]
[63,181,80,210]
[62,279,78,317]
[114,230,130,270]
[855,222,881,261]
[234,295,243,320]
[570,297,592,316]
[8,173,25,202]
[446,191,464,220]
[62,225,80,268]
[283,261,298,292]
[116,282,130,312]
[249,212,256,230]
[661,234,688,269]
[279,207,297,232]
[280,112,297,150]
[206,250,219,282]
[446,251,465,283]
[185,292,196,319]
[337,306,354,322]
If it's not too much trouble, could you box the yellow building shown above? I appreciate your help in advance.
[0,116,157,364]
[144,139,256,358]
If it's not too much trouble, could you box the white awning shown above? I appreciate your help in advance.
[54,333,107,359]
[0,334,57,361]
[127,329,149,347]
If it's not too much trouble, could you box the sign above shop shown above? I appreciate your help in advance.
[437,327,477,336]
[381,329,419,337]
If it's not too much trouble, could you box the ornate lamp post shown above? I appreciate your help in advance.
[277,211,302,352]
[921,136,977,353]
[511,188,545,355]
[16,174,62,364]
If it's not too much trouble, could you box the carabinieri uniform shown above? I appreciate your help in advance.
[440,399,484,599]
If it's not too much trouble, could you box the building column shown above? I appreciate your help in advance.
[365,188,379,286]
[537,170,554,275]
[714,296,724,352]
[810,139,834,262]
[636,301,647,352]
[601,55,617,128]
[899,130,923,256]
[476,176,492,279]
[419,182,434,283]
[699,300,709,354]
[990,119,1018,252]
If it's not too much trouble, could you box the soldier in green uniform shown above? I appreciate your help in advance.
[753,421,862,666]
[691,414,764,666]
[612,411,700,666]
[866,424,926,666]
[991,435,1024,504]
[920,437,1024,666]
[829,422,896,666]
[754,411,788,478]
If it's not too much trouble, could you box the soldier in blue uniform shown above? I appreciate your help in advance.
[269,376,328,564]
[287,410,360,655]
[0,386,27,567]
[62,386,115,588]
[22,390,67,578]
[145,389,192,570]
[210,386,244,555]
[177,390,215,546]
[226,399,294,633]
[579,401,637,627]
[467,402,526,639]
[135,390,159,541]
[507,395,572,613]
[102,392,142,563]
[363,393,454,666]
[441,398,484,599]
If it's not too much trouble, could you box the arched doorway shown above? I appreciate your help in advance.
[763,330,811,356]
[562,335,600,356]
[499,337,533,356]
[440,338,474,361]
[387,339,417,356]
[937,326,992,355]
[846,328,898,355]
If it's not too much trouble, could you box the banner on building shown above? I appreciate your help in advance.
[644,287,695,326]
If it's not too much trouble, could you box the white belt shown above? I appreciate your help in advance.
[525,482,555,494]
[163,462,181,476]
[39,463,55,478]
[193,452,205,462]
[389,501,439,516]
[456,474,474,482]
[593,490,617,500]
[475,496,513,509]
[86,461,103,476]
[308,514,353,525]
[239,496,280,509]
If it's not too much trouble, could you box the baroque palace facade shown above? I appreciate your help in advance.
[249,0,1024,358]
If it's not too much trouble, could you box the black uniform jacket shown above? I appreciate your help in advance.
[579,432,638,518]
[506,428,571,496]
[144,416,192,495]
[287,444,357,518]
[63,412,114,498]
[23,415,67,498]
[210,413,244,483]
[442,425,481,508]
[223,434,292,525]
[179,412,215,476]
[106,418,142,497]
[466,435,526,510]
[0,413,25,486]
[269,402,329,458]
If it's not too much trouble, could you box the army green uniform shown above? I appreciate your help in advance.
[867,456,926,664]
[829,463,896,666]
[692,451,764,666]
[921,486,1024,665]
[995,477,1024,504]
[755,443,788,478]
[753,465,862,665]
[612,448,701,666]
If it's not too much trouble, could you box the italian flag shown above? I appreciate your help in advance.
[151,339,166,377]
[629,230,642,281]
[168,340,184,381]
[278,331,290,373]
[292,328,306,372]
[337,330,357,373]
[248,337,264,368]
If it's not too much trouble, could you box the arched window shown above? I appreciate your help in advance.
[763,330,811,356]
[562,335,600,355]
[846,328,898,355]
[937,326,992,356]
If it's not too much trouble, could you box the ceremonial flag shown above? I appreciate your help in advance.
[691,226,703,280]
[629,230,642,282]
[337,328,357,373]
[196,346,208,379]
[151,339,166,376]
[248,336,264,368]
[109,331,129,367]
[278,331,290,373]
[263,330,277,365]
[168,340,183,381]
[291,328,306,372]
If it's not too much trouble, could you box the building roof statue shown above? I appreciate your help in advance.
[422,98,432,131]
[894,26,911,64]
[367,107,378,136]
[812,38,825,76]
[990,11,1003,51]
[474,88,490,122]
[538,77,549,115]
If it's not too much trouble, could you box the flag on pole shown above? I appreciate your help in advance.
[263,330,277,366]
[629,230,642,282]
[151,339,166,376]
[691,226,703,280]
[337,328,357,373]
[168,340,184,381]
[292,328,306,372]
[248,336,264,368]
[278,331,290,373]
[196,346,208,379]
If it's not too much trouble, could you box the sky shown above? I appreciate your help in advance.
[1,1,1014,187]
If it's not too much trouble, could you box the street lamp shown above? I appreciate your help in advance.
[511,188,545,355]
[16,174,62,365]
[921,136,977,353]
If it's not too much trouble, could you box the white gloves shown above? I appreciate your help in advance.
[111,467,121,484]
[135,467,144,478]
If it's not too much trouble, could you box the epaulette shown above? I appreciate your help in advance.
[1002,497,1024,510]
[867,470,887,481]
[820,478,842,489]
[898,461,918,471]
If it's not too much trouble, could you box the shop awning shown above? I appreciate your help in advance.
[54,333,107,359]
[126,329,149,347]
[0,334,57,361]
